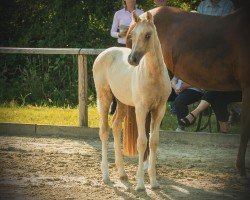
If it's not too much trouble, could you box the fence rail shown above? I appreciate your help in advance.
[0,47,105,127]
[0,47,104,55]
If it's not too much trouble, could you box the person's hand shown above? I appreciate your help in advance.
[118,29,128,38]
[174,88,181,95]
[118,25,129,38]
[181,82,191,91]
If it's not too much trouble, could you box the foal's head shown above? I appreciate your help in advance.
[128,12,156,66]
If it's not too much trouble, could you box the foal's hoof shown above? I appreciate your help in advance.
[103,179,110,184]
[102,175,110,184]
[151,183,160,190]
[135,185,145,191]
[120,175,128,181]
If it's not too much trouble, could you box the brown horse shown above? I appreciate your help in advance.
[125,6,250,177]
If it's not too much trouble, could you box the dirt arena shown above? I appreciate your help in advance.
[0,132,250,200]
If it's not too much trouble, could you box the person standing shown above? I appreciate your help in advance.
[111,0,144,47]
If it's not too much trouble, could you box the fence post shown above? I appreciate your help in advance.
[78,54,88,127]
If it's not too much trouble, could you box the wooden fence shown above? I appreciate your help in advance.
[0,47,105,127]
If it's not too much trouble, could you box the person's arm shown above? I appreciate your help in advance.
[171,76,178,90]
[180,82,191,91]
[171,77,182,95]
[110,12,120,38]
[226,0,234,13]
[137,9,144,16]
[197,1,204,14]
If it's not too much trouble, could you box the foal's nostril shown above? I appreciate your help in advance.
[132,57,137,63]
[128,54,137,65]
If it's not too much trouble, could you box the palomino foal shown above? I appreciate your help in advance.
[93,12,171,190]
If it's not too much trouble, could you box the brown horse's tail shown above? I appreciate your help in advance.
[123,106,150,161]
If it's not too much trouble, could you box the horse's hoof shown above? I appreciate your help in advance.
[236,164,247,177]
[103,179,110,184]
[240,169,247,177]
[151,182,160,190]
[120,175,128,181]
[102,175,110,184]
[238,168,246,177]
[135,185,145,191]
[239,176,249,185]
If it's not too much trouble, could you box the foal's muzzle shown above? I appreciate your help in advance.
[128,51,142,66]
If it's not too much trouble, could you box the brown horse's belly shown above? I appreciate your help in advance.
[174,68,241,91]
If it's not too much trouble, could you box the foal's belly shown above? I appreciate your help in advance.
[110,85,134,107]
[108,66,135,107]
[112,89,134,107]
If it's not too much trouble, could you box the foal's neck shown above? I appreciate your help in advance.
[144,32,165,78]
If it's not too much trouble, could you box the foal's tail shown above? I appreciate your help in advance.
[123,106,138,156]
[123,106,150,161]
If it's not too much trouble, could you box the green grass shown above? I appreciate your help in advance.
[0,104,100,127]
[0,103,240,133]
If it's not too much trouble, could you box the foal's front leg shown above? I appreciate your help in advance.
[148,104,166,189]
[135,106,148,191]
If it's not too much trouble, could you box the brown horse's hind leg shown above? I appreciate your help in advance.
[112,100,128,180]
[96,87,113,183]
[236,89,250,177]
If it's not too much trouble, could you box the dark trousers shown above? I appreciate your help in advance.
[202,91,242,122]
[171,89,204,124]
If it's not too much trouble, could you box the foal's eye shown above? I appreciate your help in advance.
[145,33,151,39]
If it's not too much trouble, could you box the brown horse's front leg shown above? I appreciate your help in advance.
[236,136,248,177]
[236,90,250,177]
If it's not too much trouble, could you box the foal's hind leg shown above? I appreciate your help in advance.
[112,101,127,180]
[97,88,113,183]
[148,103,166,189]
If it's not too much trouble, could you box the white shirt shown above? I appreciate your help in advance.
[197,0,234,16]
[110,8,144,44]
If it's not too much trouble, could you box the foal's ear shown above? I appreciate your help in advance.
[132,11,140,23]
[146,12,153,22]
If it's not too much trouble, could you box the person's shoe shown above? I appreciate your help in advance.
[179,112,196,127]
[175,127,185,132]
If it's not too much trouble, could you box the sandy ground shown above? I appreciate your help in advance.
[0,135,250,200]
